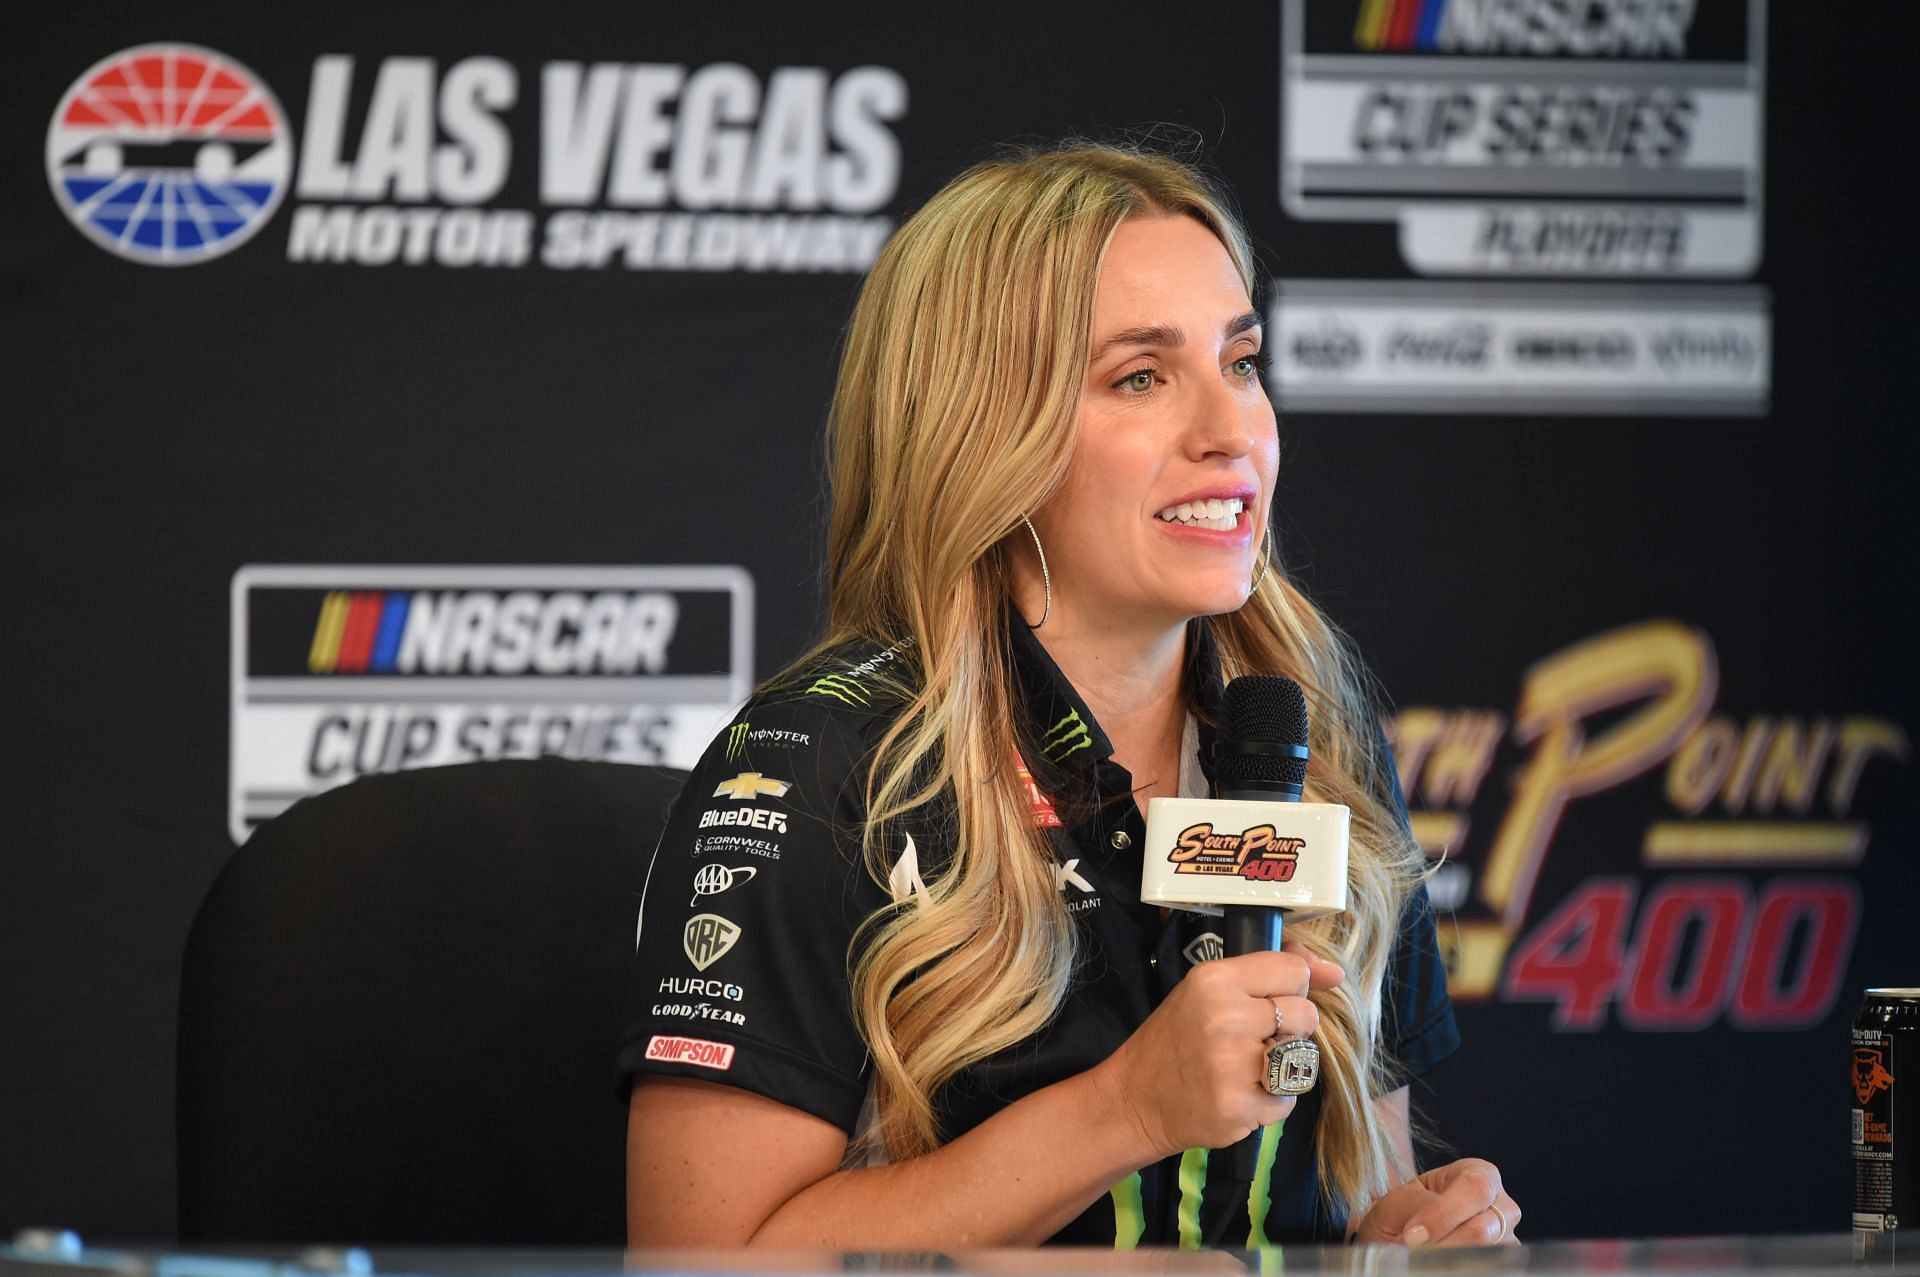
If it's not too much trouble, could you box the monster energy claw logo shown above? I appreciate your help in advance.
[807,673,869,706]
[726,722,749,761]
[1041,708,1091,761]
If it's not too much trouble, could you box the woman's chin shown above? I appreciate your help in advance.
[1167,581,1257,620]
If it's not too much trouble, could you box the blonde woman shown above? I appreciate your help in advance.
[619,143,1518,1249]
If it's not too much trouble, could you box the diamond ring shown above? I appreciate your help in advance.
[1264,1038,1320,1095]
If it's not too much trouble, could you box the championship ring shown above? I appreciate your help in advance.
[1265,1038,1320,1096]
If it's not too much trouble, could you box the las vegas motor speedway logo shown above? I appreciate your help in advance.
[229,564,753,842]
[51,45,907,272]
[46,45,292,265]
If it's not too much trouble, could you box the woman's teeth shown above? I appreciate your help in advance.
[1156,497,1244,531]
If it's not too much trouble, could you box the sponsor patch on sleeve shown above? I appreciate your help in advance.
[643,1034,736,1070]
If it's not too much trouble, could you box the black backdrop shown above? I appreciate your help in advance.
[6,0,1914,1244]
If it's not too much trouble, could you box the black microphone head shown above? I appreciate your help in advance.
[1216,675,1309,790]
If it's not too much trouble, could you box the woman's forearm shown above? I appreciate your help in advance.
[749,1065,1152,1247]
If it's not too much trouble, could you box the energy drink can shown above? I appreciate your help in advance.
[1854,988,1919,1252]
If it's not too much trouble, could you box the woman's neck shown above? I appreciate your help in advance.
[1033,618,1189,808]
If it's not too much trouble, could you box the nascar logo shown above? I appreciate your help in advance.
[229,564,753,842]
[305,589,679,675]
[46,44,291,265]
[1352,0,1689,54]
[1354,0,1455,50]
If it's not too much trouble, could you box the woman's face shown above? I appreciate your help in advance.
[1031,213,1278,633]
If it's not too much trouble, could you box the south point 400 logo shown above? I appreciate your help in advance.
[1169,822,1304,882]
[48,44,906,271]
[46,45,291,265]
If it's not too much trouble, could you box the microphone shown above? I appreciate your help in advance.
[1139,675,1351,1184]
[1215,676,1312,960]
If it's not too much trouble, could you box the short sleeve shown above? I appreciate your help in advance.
[615,694,888,1134]
[1375,710,1460,1078]
[1381,886,1460,1077]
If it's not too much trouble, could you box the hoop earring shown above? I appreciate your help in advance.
[1250,526,1274,594]
[1018,513,1051,630]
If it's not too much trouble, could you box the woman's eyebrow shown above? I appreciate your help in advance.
[1091,310,1264,359]
[1093,323,1183,359]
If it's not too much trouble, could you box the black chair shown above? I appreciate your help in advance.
[178,758,684,1245]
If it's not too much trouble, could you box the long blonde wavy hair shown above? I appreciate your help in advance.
[792,142,1426,1217]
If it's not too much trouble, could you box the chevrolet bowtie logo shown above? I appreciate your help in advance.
[712,772,792,802]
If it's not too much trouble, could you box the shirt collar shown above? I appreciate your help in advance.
[1006,613,1112,787]
[1005,610,1229,798]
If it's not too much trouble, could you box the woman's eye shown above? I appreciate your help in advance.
[1118,368,1156,392]
[1231,354,1266,379]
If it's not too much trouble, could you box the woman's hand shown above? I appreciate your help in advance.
[1353,1158,1521,1247]
[1090,940,1344,1160]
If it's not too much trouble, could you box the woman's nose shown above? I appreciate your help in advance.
[1184,373,1259,460]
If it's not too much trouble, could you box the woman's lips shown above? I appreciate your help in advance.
[1154,505,1254,546]
[1154,495,1244,531]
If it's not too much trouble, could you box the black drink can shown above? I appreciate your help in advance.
[1855,988,1920,1253]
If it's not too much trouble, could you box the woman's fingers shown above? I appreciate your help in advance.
[1280,939,1346,991]
[1269,994,1320,1041]
[1437,1196,1520,1247]
[1490,1195,1523,1245]
[1402,1160,1513,1247]
[1102,946,1334,1155]
[1354,1161,1521,1249]
[1217,947,1343,1000]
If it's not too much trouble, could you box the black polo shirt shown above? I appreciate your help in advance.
[617,618,1458,1246]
